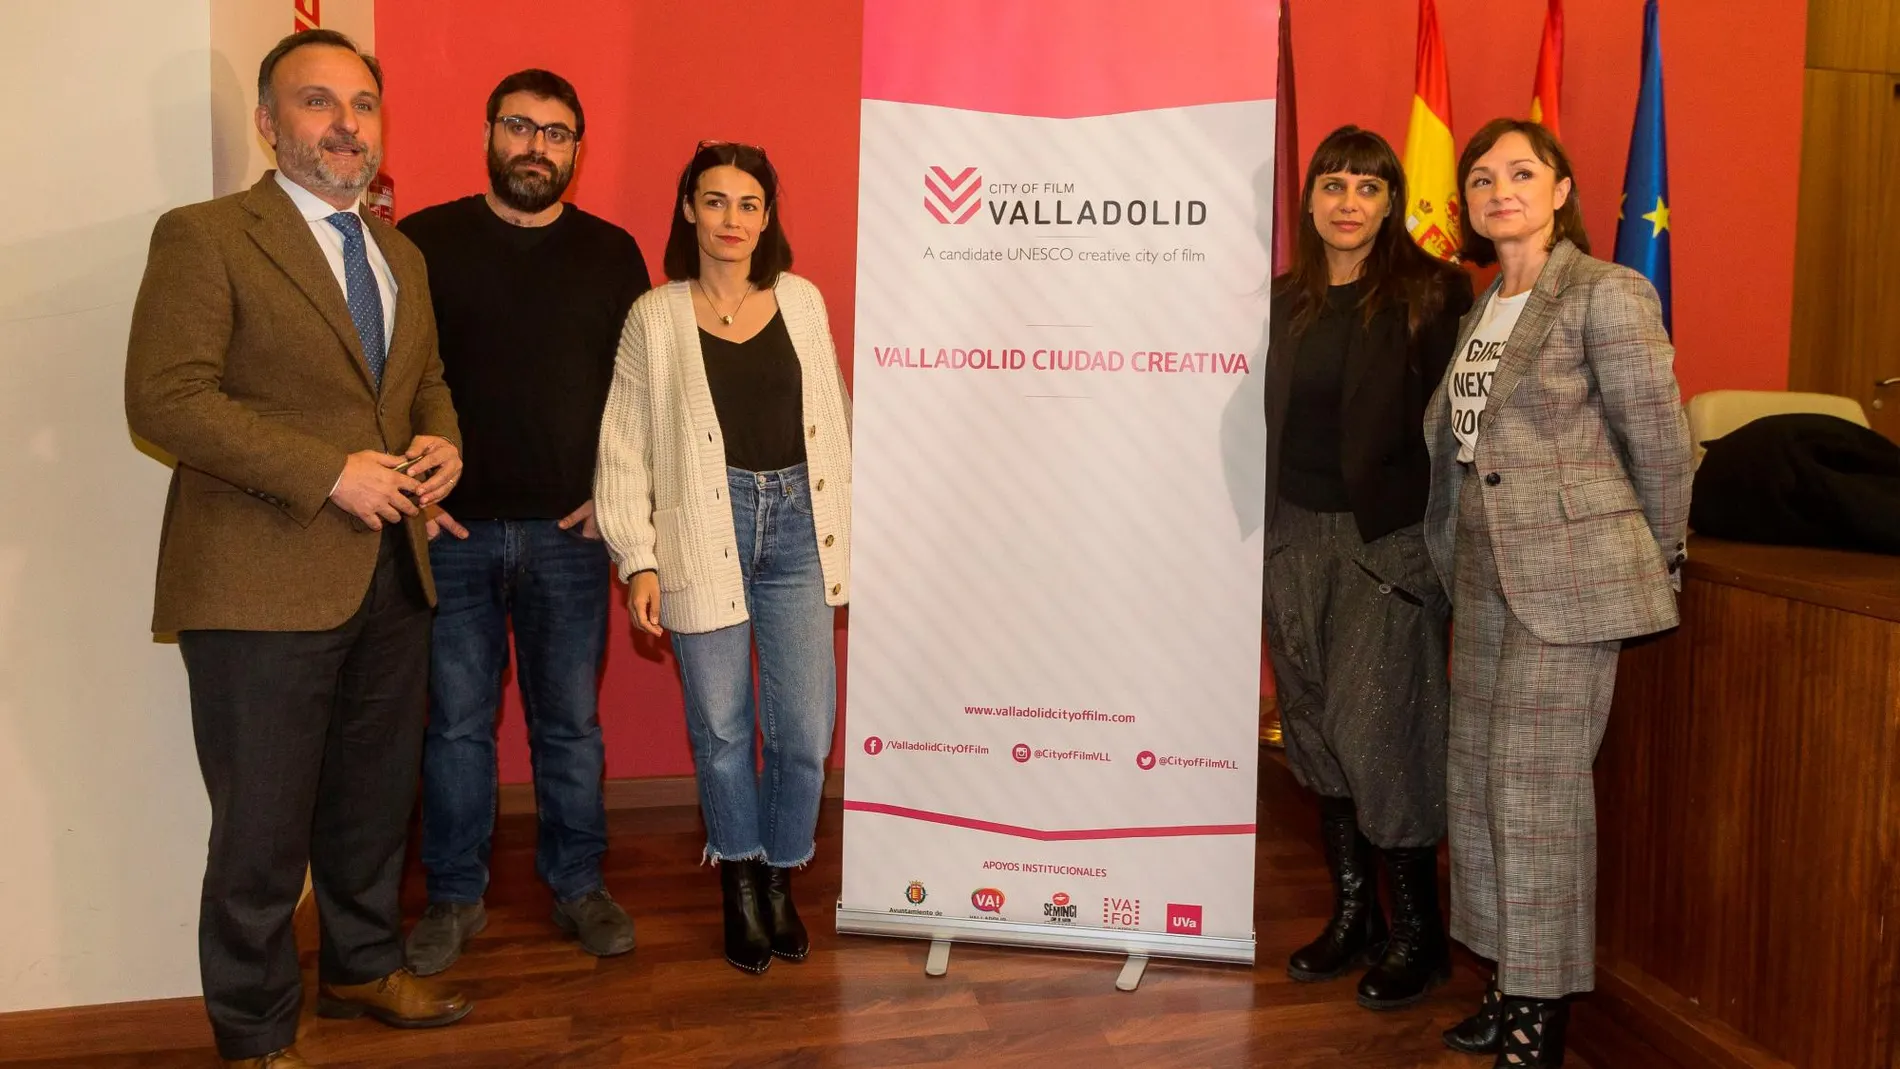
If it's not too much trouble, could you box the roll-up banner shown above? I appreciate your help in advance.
[839,0,1277,967]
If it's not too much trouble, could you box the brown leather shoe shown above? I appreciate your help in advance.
[222,1049,310,1068]
[316,968,473,1029]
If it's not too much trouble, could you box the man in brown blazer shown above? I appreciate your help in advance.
[125,29,471,1068]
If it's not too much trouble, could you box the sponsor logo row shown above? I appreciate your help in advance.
[861,737,1240,772]
[893,882,1203,936]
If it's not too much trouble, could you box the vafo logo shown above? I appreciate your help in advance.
[1043,891,1078,925]
[905,881,927,905]
[971,887,1006,913]
[1166,903,1203,936]
[1103,896,1141,928]
[925,166,982,225]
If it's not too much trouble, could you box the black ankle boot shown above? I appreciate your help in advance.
[1357,845,1450,1009]
[1287,797,1387,982]
[763,864,809,961]
[1443,975,1503,1053]
[719,858,772,973]
[1494,996,1569,1067]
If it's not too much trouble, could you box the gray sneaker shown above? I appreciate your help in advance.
[552,888,635,957]
[404,900,487,977]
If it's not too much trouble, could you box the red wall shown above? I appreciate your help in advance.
[375,0,1807,782]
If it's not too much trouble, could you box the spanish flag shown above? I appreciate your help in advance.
[1530,0,1564,135]
[1402,0,1460,261]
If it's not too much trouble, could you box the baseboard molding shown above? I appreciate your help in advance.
[1575,955,1793,1069]
[498,771,845,816]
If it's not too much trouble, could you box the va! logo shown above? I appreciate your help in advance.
[925,166,982,225]
[971,887,1005,913]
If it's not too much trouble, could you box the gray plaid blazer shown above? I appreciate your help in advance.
[1422,240,1692,645]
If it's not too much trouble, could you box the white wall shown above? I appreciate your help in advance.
[0,0,214,1012]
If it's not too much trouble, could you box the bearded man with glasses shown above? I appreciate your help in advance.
[397,68,652,975]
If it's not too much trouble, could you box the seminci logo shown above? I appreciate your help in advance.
[925,166,982,225]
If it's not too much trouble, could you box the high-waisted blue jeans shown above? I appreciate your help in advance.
[672,464,837,867]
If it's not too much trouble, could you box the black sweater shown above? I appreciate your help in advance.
[1263,272,1474,543]
[398,196,651,519]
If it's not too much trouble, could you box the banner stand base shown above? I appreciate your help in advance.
[1115,953,1149,992]
[837,905,1256,978]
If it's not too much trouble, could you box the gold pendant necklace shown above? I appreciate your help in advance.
[697,282,753,326]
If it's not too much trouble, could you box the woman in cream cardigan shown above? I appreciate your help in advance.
[1426,119,1691,1067]
[595,141,851,975]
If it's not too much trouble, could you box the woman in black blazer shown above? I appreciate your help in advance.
[1262,125,1471,1010]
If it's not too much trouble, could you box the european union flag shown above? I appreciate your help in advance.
[1615,0,1672,335]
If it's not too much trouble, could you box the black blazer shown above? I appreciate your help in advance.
[1263,275,1473,543]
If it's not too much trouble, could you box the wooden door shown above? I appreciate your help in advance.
[1807,0,1900,74]
[1788,68,1900,442]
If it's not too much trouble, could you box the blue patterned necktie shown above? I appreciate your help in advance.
[325,211,387,388]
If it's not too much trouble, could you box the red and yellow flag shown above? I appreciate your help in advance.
[1271,0,1299,275]
[1402,0,1460,262]
[1530,0,1564,135]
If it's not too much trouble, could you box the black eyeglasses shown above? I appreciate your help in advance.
[495,115,579,149]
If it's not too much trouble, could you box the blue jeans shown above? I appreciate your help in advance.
[673,464,838,867]
[422,519,610,904]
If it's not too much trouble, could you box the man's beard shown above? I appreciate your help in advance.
[276,127,382,200]
[488,144,574,214]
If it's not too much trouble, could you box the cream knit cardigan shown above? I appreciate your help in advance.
[595,273,852,635]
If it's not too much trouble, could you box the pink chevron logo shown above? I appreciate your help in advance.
[925,165,982,224]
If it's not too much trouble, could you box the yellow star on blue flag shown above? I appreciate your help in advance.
[1614,0,1673,335]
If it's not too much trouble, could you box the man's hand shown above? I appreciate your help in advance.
[403,435,463,507]
[628,571,662,635]
[558,499,602,540]
[425,505,470,541]
[330,451,422,530]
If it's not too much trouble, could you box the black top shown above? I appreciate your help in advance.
[700,310,807,473]
[1262,269,1475,543]
[397,196,651,519]
[1277,282,1363,513]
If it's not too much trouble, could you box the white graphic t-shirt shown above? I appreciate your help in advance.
[1449,289,1531,463]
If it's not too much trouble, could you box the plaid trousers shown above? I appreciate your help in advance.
[1447,468,1621,998]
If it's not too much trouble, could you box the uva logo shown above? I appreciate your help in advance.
[971,888,1005,913]
[1167,903,1204,936]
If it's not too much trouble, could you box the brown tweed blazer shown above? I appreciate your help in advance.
[125,172,459,633]
[1422,240,1693,646]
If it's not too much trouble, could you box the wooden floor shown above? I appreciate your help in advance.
[0,757,1674,1068]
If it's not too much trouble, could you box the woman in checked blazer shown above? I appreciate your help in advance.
[1423,119,1692,1068]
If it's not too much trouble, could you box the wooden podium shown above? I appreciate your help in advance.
[1584,537,1900,1069]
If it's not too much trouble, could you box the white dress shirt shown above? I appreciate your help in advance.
[274,171,398,348]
